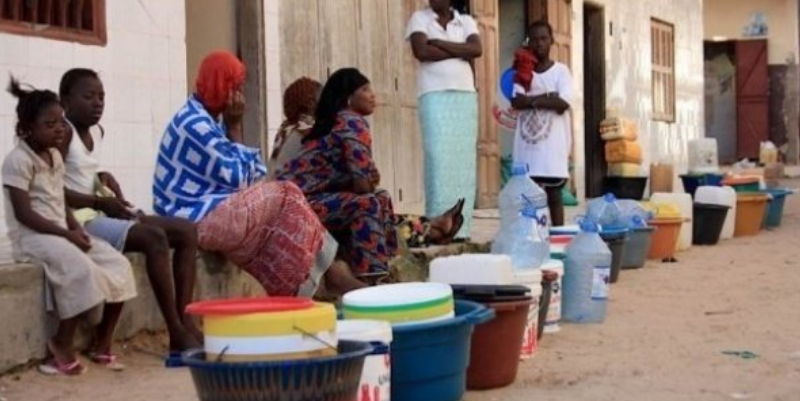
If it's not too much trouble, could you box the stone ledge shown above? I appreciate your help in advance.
[0,252,264,375]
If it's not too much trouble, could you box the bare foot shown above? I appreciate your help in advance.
[169,327,202,352]
[324,260,367,297]
[183,316,204,345]
[48,339,78,365]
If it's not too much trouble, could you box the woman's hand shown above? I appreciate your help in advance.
[369,169,381,187]
[224,90,246,143]
[65,229,92,252]
[97,197,137,220]
[98,172,127,203]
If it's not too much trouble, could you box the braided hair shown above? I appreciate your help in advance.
[283,77,322,124]
[7,76,61,138]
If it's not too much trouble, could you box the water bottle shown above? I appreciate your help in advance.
[561,218,613,323]
[492,204,549,271]
[586,193,623,229]
[499,163,550,239]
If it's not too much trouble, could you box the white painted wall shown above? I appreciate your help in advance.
[571,0,705,198]
[704,0,799,65]
[0,0,188,262]
[265,0,283,153]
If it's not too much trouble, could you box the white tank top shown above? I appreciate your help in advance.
[64,120,102,195]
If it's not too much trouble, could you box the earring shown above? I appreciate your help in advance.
[347,98,353,108]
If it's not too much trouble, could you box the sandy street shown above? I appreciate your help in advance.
[2,182,800,401]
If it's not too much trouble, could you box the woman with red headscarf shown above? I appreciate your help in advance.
[153,51,364,297]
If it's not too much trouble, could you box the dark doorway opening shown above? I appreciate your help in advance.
[583,4,606,198]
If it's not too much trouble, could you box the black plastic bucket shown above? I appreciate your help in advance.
[692,203,729,245]
[600,229,629,284]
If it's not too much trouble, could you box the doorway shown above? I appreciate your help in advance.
[583,4,606,198]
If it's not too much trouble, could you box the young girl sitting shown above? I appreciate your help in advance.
[3,78,137,375]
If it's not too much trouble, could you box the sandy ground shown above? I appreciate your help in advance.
[2,183,800,401]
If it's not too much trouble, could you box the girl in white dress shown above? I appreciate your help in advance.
[2,78,136,375]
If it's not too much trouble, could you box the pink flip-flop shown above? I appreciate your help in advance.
[87,351,125,372]
[38,359,87,376]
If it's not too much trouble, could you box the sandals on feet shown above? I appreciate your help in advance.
[428,199,465,245]
[87,351,126,372]
[38,359,87,376]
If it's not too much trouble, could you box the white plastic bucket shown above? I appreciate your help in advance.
[688,138,720,174]
[541,259,565,334]
[337,320,393,401]
[514,269,543,360]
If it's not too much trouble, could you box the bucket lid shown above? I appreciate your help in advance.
[185,297,314,316]
[541,259,564,273]
[451,285,532,303]
[336,320,393,343]
[514,268,544,285]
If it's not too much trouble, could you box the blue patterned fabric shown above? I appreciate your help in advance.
[153,95,267,222]
[419,91,478,239]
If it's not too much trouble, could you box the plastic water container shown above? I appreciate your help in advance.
[492,206,549,271]
[562,219,613,324]
[695,186,737,240]
[688,138,720,174]
[587,194,623,229]
[499,163,550,239]
[651,193,693,251]
[337,320,393,401]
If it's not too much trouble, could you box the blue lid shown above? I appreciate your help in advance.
[511,163,528,176]
[603,193,618,203]
[521,204,537,218]
[578,217,600,233]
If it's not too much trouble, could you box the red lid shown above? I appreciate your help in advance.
[185,297,314,316]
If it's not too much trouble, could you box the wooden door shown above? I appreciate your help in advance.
[358,0,397,205]
[319,0,360,76]
[278,0,324,85]
[387,0,427,214]
[472,0,501,209]
[735,39,769,160]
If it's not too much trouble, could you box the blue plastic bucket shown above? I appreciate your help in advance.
[762,189,792,228]
[391,300,495,401]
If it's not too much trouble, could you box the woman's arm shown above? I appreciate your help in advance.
[429,34,483,59]
[410,33,457,62]
[512,92,570,115]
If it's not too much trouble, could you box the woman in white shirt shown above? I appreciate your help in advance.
[406,0,482,240]
[512,21,573,226]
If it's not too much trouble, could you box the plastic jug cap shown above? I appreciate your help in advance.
[630,215,647,228]
[603,193,618,203]
[521,204,537,218]
[511,163,529,176]
[578,216,600,233]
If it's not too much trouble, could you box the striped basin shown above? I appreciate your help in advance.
[343,283,455,325]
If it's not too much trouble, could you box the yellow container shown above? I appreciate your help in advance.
[187,297,338,362]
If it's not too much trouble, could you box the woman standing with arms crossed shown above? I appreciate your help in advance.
[406,0,482,240]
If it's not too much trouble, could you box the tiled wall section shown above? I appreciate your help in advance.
[571,0,705,198]
[0,0,187,260]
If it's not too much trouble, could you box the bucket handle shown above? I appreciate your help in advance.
[462,302,496,325]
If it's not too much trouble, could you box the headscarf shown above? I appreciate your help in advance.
[306,68,370,142]
[271,77,321,160]
[195,51,246,115]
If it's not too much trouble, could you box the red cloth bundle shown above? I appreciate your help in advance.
[513,48,537,92]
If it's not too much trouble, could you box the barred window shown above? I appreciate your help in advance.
[651,18,675,122]
[0,0,106,46]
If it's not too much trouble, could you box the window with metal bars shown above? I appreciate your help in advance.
[651,18,675,123]
[0,0,106,46]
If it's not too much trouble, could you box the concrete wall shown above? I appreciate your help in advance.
[571,0,706,195]
[704,0,799,65]
[0,0,188,263]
